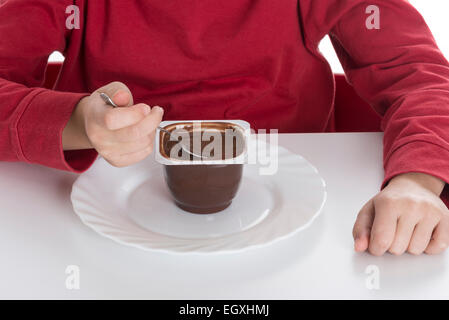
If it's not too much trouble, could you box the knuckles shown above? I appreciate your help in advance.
[374,192,444,221]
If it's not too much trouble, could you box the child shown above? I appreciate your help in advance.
[1,0,448,256]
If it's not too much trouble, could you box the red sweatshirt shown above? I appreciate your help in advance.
[1,0,449,188]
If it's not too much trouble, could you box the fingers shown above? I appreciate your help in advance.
[355,177,449,257]
[101,133,155,159]
[388,215,418,255]
[86,81,165,168]
[408,217,439,255]
[368,198,398,256]
[353,199,375,252]
[425,218,449,255]
[113,106,164,142]
[103,103,151,130]
[104,143,155,168]
[94,106,162,167]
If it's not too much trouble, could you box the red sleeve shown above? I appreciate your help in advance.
[299,0,449,188]
[0,0,97,173]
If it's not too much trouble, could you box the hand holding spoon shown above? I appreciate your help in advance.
[99,92,206,159]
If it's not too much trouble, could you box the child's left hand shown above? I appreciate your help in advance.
[353,172,449,256]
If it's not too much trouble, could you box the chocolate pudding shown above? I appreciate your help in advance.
[159,122,246,214]
[160,123,245,161]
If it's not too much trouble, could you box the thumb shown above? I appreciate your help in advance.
[95,81,134,107]
[353,199,375,252]
[112,90,132,107]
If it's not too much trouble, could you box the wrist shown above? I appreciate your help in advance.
[62,96,92,150]
[75,96,90,129]
[388,172,446,196]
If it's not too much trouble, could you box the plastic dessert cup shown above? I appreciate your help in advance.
[155,120,250,214]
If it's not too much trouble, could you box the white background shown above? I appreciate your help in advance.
[49,1,449,73]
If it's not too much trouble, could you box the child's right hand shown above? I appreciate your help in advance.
[64,81,164,167]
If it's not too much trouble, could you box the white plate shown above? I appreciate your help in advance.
[71,140,327,254]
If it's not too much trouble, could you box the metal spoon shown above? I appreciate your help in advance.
[99,92,206,159]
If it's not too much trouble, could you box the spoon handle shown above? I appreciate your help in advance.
[99,92,118,108]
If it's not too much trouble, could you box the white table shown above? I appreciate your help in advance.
[1,133,448,299]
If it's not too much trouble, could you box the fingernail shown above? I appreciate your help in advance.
[354,241,364,252]
[153,106,164,114]
[112,90,125,100]
[142,105,151,115]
